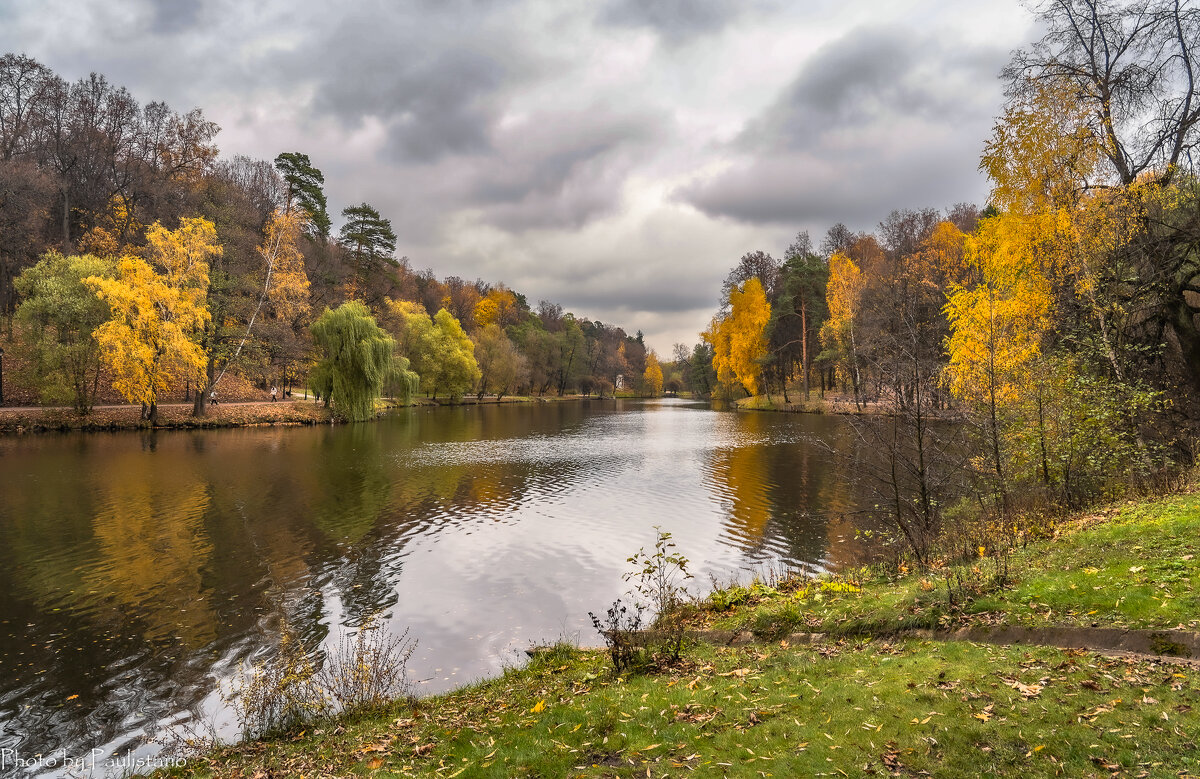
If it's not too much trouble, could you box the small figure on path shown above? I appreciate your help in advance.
[270,386,278,402]
[209,390,218,406]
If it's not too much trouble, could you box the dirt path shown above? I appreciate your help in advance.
[631,626,1200,668]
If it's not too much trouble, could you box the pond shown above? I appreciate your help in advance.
[0,398,876,776]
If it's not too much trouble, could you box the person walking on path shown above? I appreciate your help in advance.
[270,386,278,402]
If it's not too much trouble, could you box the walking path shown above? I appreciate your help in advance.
[643,625,1200,667]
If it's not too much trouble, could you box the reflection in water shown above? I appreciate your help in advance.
[87,464,216,648]
[0,399,880,776]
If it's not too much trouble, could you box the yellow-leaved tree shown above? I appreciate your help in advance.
[944,211,1053,511]
[642,350,663,397]
[86,217,221,423]
[473,287,519,329]
[703,276,771,397]
[204,207,313,410]
[819,251,864,405]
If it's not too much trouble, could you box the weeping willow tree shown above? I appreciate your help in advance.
[310,301,416,421]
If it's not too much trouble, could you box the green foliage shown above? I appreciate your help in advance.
[624,527,694,664]
[1005,353,1165,509]
[184,633,1200,778]
[386,301,480,399]
[338,203,396,281]
[384,354,420,405]
[14,251,114,412]
[274,152,331,239]
[309,301,397,422]
[432,309,481,399]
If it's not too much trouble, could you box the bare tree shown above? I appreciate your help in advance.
[1009,0,1200,185]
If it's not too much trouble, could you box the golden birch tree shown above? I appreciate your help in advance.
[643,350,664,397]
[86,218,220,423]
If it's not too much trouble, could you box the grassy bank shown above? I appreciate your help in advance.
[734,393,895,415]
[0,400,336,434]
[693,493,1200,640]
[159,492,1200,778]
[0,393,609,435]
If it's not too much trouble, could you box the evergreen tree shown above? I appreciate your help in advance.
[274,152,332,239]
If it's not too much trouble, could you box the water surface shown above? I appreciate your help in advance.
[0,398,873,775]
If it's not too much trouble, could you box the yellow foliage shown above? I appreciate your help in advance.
[473,288,518,329]
[980,79,1100,215]
[820,252,864,388]
[944,212,1053,405]
[261,208,311,322]
[77,226,121,258]
[913,221,971,291]
[703,277,771,396]
[643,351,664,397]
[86,218,220,409]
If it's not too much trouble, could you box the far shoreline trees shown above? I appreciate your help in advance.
[0,53,662,416]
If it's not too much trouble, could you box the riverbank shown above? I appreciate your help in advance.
[158,490,1200,777]
[0,393,609,435]
[736,392,917,416]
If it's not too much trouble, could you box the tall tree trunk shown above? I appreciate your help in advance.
[61,187,72,252]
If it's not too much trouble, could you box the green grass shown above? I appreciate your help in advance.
[700,492,1200,638]
[162,639,1200,778]
[157,491,1200,778]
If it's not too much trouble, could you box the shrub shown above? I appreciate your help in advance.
[225,615,416,740]
[588,598,647,673]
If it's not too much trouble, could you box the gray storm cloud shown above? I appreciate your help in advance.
[679,24,1011,228]
[0,0,1033,351]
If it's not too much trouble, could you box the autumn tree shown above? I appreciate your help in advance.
[819,251,865,405]
[474,323,527,400]
[474,286,520,329]
[944,212,1054,513]
[383,300,480,400]
[432,308,481,399]
[309,301,402,422]
[720,250,780,309]
[86,218,220,423]
[705,276,771,397]
[441,276,482,330]
[1007,0,1200,188]
[643,350,664,397]
[14,251,114,411]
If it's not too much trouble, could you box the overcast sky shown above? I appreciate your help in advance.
[1,0,1037,353]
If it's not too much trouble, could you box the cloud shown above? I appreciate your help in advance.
[285,4,540,164]
[460,109,667,230]
[599,0,752,42]
[678,24,1011,228]
[0,0,1034,350]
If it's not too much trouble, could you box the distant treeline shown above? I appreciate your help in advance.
[0,53,668,422]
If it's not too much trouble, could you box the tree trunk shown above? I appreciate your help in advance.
[61,187,72,252]
[800,301,810,400]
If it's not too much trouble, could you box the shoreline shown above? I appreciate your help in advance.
[154,488,1200,778]
[0,394,615,436]
[734,393,954,418]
